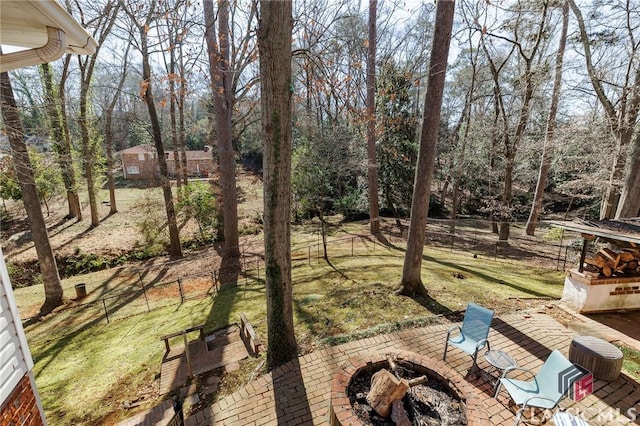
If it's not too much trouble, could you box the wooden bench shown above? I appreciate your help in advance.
[240,312,263,354]
[159,324,206,379]
[160,324,205,354]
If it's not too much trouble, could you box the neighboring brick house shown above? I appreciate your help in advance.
[166,146,214,177]
[120,144,159,180]
[121,144,214,180]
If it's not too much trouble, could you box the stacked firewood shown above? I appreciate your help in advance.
[583,247,640,278]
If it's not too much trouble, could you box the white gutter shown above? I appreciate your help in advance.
[30,0,97,54]
[0,26,66,73]
[0,0,97,73]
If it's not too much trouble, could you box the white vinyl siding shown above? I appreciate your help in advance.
[0,248,32,406]
[0,284,28,405]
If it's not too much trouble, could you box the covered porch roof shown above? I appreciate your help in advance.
[548,219,640,246]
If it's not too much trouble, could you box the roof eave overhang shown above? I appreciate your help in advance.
[0,0,97,73]
[548,220,640,246]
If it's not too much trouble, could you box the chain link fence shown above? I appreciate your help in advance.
[48,219,581,325]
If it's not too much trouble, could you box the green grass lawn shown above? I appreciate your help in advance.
[19,228,567,425]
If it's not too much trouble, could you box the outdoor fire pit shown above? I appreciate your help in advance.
[330,351,488,426]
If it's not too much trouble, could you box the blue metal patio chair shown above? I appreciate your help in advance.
[443,302,494,373]
[495,350,584,426]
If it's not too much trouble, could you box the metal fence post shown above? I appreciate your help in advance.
[178,277,184,303]
[141,280,151,312]
[102,299,110,324]
[556,229,565,270]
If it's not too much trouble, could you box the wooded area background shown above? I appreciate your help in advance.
[1,0,640,364]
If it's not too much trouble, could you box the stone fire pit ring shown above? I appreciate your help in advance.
[329,350,489,426]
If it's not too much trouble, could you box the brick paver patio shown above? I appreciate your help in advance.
[185,313,640,425]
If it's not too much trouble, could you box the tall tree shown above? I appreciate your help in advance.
[399,0,455,297]
[444,3,481,233]
[258,0,297,369]
[569,0,640,219]
[481,1,549,240]
[616,132,640,218]
[366,0,380,234]
[203,0,240,257]
[1,71,64,315]
[157,1,192,190]
[121,0,183,258]
[76,0,120,227]
[40,62,82,220]
[104,44,130,215]
[58,56,82,220]
[377,62,418,216]
[525,1,569,235]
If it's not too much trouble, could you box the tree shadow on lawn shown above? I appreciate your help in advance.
[50,212,119,254]
[358,237,554,299]
[25,260,175,369]
[293,296,334,343]
[422,254,554,299]
[25,283,161,425]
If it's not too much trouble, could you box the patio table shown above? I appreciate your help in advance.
[484,349,517,387]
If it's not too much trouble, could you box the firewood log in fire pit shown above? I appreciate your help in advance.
[390,399,411,426]
[366,368,428,418]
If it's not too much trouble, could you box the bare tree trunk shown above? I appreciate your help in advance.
[258,0,297,370]
[499,159,513,241]
[42,59,81,220]
[482,3,548,241]
[178,49,188,186]
[366,0,380,235]
[600,141,627,219]
[204,0,240,257]
[399,0,455,297]
[616,131,640,218]
[124,0,183,258]
[78,76,99,227]
[105,110,118,215]
[40,62,79,220]
[76,0,120,227]
[104,45,129,215]
[526,1,569,235]
[569,0,640,219]
[59,56,82,220]
[448,44,478,234]
[1,71,63,315]
[168,41,182,190]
